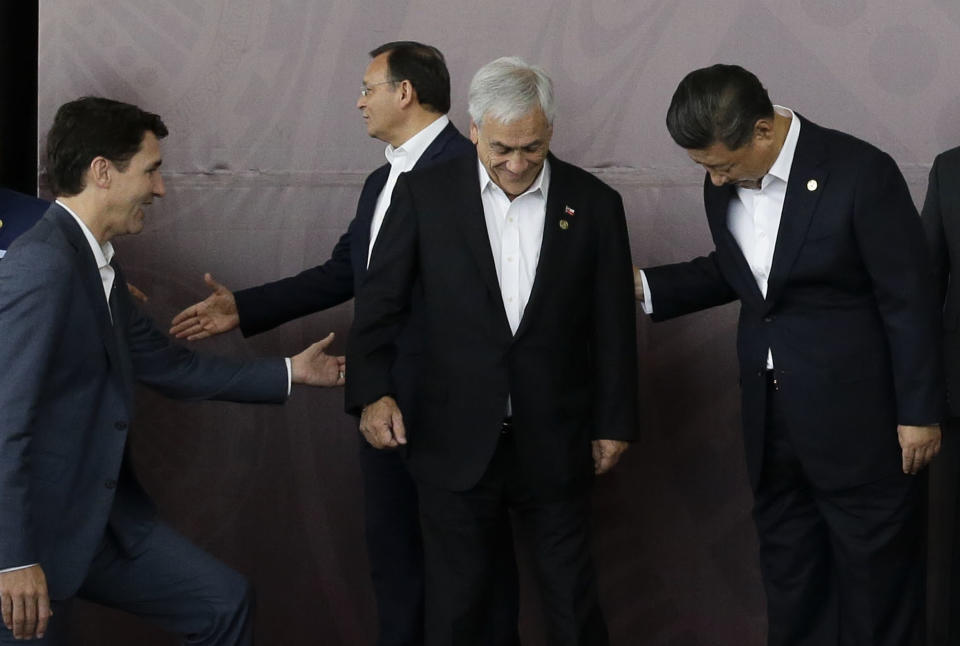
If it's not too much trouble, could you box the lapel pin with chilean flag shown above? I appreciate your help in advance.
[560,205,574,230]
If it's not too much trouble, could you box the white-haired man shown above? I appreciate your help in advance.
[346,57,638,645]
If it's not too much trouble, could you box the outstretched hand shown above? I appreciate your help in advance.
[170,273,239,340]
[291,332,346,387]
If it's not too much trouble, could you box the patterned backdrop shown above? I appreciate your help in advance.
[36,1,960,644]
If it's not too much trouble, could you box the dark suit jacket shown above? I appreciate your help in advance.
[0,188,48,255]
[346,153,638,497]
[922,146,960,418]
[644,116,943,490]
[0,205,288,600]
[234,121,473,335]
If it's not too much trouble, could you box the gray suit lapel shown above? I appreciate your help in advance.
[51,207,127,387]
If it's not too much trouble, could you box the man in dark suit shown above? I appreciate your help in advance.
[167,42,475,645]
[347,57,638,646]
[921,146,960,645]
[0,187,47,258]
[636,64,942,645]
[0,97,344,644]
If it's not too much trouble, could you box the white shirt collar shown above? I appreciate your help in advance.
[56,199,115,270]
[764,105,801,187]
[384,114,450,166]
[476,157,551,202]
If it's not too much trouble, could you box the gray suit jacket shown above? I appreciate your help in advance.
[0,204,288,599]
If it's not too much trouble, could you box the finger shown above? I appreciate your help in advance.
[186,329,213,342]
[170,308,199,328]
[169,319,200,338]
[902,448,915,474]
[392,410,407,445]
[36,593,51,639]
[22,592,36,640]
[204,272,226,292]
[1,592,11,629]
[11,594,24,639]
[313,332,335,352]
[596,456,613,475]
[126,282,148,303]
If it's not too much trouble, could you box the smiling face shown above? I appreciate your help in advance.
[470,108,552,200]
[356,52,402,144]
[105,131,165,238]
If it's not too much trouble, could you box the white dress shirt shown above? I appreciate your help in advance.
[367,115,450,267]
[478,158,550,416]
[478,159,550,334]
[58,200,116,315]
[640,106,800,368]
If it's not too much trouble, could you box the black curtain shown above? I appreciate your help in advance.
[0,1,39,195]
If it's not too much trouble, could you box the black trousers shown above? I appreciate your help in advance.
[417,428,605,646]
[359,437,428,646]
[927,416,960,646]
[0,523,253,645]
[754,374,925,646]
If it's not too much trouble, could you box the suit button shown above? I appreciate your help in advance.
[115,421,128,431]
[763,316,774,323]
[105,480,117,489]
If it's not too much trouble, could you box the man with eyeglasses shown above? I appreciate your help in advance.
[169,41,475,646]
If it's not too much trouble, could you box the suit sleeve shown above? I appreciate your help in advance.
[0,241,71,568]
[234,226,355,337]
[591,190,639,440]
[117,274,289,403]
[642,251,738,321]
[854,150,944,425]
[921,154,949,307]
[345,174,418,415]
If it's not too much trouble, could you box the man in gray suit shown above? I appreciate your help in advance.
[0,97,345,644]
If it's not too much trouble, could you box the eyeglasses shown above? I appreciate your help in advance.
[360,80,399,96]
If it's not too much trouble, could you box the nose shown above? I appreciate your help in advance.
[505,154,528,176]
[153,172,166,197]
[708,171,727,187]
[357,93,366,110]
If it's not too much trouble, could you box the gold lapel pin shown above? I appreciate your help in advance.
[807,179,818,191]
[0,219,4,229]
[559,219,569,230]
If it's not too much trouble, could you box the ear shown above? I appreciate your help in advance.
[89,156,112,189]
[469,120,479,145]
[396,79,415,109]
[753,117,775,143]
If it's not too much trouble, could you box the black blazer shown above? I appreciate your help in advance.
[346,153,638,496]
[0,206,288,599]
[922,145,960,417]
[645,116,943,490]
[234,121,473,334]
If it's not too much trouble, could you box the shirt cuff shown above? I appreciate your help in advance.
[638,270,653,315]
[0,563,38,573]
[285,357,292,396]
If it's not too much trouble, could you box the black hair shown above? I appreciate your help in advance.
[665,64,774,150]
[369,41,451,114]
[45,96,167,196]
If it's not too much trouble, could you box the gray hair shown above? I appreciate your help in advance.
[468,57,555,128]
